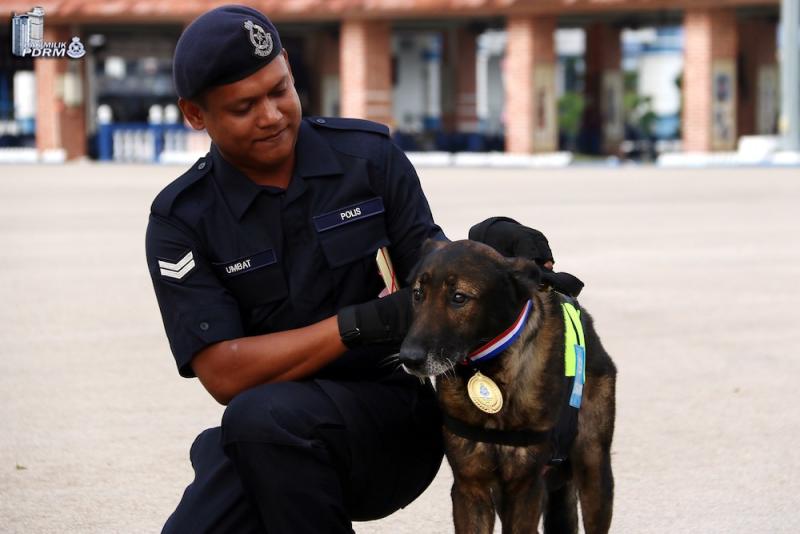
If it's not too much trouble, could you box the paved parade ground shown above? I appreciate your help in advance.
[1,162,799,533]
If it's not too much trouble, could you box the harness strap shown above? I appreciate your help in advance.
[560,295,586,409]
[551,293,588,462]
[442,413,551,447]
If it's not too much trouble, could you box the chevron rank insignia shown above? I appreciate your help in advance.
[158,251,196,280]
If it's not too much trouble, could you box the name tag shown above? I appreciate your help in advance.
[214,249,277,278]
[313,197,384,233]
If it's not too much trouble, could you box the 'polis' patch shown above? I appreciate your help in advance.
[213,249,277,278]
[312,197,384,233]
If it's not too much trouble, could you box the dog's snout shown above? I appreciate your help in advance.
[398,341,427,366]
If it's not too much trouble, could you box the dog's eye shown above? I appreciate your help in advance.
[451,292,468,305]
[412,287,423,301]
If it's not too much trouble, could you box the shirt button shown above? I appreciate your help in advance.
[199,321,209,331]
[198,161,206,170]
[315,118,326,124]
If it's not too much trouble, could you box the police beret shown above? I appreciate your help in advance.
[173,4,283,99]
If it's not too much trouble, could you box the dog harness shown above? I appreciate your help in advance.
[443,294,585,465]
[562,298,586,409]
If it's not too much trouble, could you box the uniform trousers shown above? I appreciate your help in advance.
[162,375,443,533]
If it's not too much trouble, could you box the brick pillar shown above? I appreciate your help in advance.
[453,27,478,133]
[583,23,623,155]
[505,16,557,153]
[683,8,738,152]
[35,25,87,160]
[313,30,341,116]
[736,18,778,136]
[340,20,393,127]
[441,27,478,133]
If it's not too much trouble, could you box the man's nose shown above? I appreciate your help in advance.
[256,98,282,127]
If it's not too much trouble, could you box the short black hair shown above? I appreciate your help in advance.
[190,90,208,110]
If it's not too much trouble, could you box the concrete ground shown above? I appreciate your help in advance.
[1,163,798,533]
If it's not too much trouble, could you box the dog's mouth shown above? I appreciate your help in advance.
[398,348,466,378]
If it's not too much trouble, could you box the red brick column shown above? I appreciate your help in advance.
[505,16,556,153]
[736,18,778,136]
[339,20,393,127]
[311,30,341,116]
[35,25,87,160]
[454,27,478,133]
[441,27,478,133]
[683,8,738,151]
[584,23,623,155]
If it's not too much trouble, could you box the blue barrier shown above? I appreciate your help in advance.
[96,122,192,163]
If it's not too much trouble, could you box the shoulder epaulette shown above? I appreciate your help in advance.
[151,155,212,217]
[306,117,390,137]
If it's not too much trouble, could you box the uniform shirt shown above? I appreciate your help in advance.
[146,117,445,379]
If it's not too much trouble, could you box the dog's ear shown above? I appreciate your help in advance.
[405,238,448,286]
[419,238,447,259]
[506,256,542,289]
[508,257,585,297]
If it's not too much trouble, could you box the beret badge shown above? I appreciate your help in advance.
[243,20,273,58]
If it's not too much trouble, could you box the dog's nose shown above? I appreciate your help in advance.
[398,341,427,366]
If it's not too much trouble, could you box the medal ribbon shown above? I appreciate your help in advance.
[464,299,533,365]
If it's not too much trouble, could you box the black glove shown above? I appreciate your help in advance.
[470,217,584,297]
[469,216,554,267]
[540,271,584,298]
[337,287,412,349]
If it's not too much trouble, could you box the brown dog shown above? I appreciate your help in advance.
[398,240,616,534]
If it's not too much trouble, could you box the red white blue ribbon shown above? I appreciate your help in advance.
[465,300,533,365]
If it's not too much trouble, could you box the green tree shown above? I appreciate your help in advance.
[558,91,585,151]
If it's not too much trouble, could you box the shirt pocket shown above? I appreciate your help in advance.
[212,248,288,309]
[312,197,391,268]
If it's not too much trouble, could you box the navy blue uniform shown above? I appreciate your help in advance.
[146,117,445,532]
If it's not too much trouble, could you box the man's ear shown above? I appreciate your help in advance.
[178,97,206,131]
[281,49,295,83]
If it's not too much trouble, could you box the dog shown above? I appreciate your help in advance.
[398,239,616,534]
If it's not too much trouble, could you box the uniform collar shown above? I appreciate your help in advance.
[210,144,265,220]
[210,121,343,220]
[294,119,343,178]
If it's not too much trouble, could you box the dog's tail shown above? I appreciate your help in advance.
[543,473,578,534]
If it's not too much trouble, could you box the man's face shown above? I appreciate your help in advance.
[180,51,302,174]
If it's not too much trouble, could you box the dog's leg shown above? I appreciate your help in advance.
[452,478,496,534]
[497,476,545,534]
[574,370,616,534]
[574,444,614,534]
[543,478,578,534]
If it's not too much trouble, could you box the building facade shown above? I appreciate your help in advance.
[0,0,787,160]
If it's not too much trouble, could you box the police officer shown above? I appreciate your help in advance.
[147,5,560,533]
[147,5,447,532]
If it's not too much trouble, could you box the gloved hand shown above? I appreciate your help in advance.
[469,216,554,268]
[337,287,412,349]
[470,217,584,297]
[539,271,584,298]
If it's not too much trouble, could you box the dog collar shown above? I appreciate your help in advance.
[464,299,533,365]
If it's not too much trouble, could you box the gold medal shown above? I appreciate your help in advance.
[467,371,503,414]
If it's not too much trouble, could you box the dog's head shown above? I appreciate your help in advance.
[399,239,541,377]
